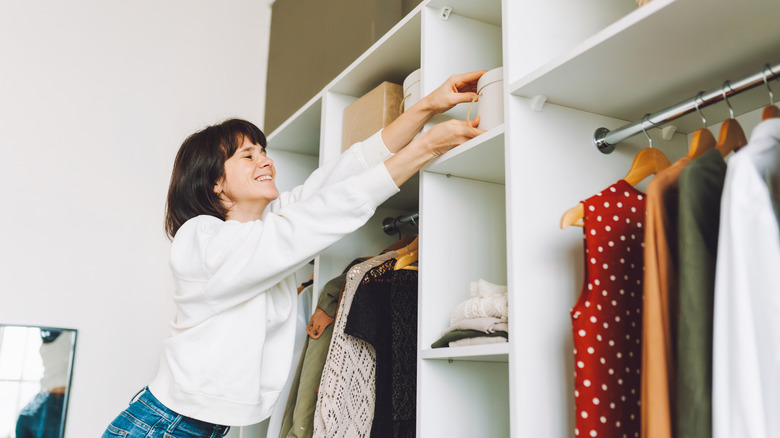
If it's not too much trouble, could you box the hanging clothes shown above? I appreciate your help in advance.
[344,258,418,438]
[571,179,645,438]
[269,282,314,438]
[640,156,689,438]
[713,119,780,438]
[676,147,727,438]
[279,260,363,438]
[312,252,397,438]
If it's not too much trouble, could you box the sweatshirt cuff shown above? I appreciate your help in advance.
[356,162,400,210]
[357,129,393,170]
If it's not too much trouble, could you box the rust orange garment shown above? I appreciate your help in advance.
[571,179,645,438]
[640,157,689,438]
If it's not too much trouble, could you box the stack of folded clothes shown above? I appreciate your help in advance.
[431,279,508,348]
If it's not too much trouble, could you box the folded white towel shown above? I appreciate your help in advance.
[451,279,508,325]
[469,279,508,298]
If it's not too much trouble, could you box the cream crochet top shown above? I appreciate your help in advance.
[312,252,397,438]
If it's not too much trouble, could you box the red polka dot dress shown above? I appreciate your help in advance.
[571,179,645,438]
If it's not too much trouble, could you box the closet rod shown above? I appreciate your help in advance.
[381,213,419,236]
[594,62,780,154]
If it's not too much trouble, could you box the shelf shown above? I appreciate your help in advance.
[423,125,505,184]
[421,343,509,363]
[425,0,501,27]
[509,0,780,133]
[266,94,322,155]
[327,8,421,97]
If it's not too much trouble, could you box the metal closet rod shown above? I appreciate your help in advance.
[594,62,780,154]
[381,212,419,236]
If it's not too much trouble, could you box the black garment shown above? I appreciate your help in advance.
[344,259,417,438]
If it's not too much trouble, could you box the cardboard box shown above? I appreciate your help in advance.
[342,81,403,151]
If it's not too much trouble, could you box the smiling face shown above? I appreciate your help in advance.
[215,136,279,222]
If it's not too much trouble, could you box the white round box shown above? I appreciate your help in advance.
[476,66,504,130]
[402,68,421,112]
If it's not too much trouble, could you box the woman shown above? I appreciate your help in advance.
[102,71,486,438]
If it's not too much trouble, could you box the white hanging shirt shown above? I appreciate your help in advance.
[713,118,780,438]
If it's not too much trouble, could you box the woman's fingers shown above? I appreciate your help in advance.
[425,70,488,113]
[427,117,486,156]
[454,91,482,106]
[449,70,487,92]
[466,116,485,137]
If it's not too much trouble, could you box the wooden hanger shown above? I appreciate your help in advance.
[688,129,716,158]
[561,116,670,229]
[394,236,418,270]
[761,65,780,120]
[763,105,780,120]
[561,148,671,229]
[383,234,417,254]
[560,204,585,229]
[688,92,716,159]
[715,82,747,157]
[394,249,418,270]
[623,147,672,185]
[715,119,747,156]
[624,114,672,185]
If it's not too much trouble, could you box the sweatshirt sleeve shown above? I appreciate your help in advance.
[267,130,392,213]
[170,162,399,313]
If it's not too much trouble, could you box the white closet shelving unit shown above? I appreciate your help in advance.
[255,0,780,436]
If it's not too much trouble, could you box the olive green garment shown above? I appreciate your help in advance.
[279,272,347,438]
[676,148,727,438]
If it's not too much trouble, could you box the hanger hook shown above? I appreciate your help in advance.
[762,64,775,106]
[722,80,735,119]
[694,92,707,128]
[641,114,654,148]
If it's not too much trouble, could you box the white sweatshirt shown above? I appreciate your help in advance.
[148,131,399,426]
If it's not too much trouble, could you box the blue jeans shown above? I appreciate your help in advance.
[101,388,230,438]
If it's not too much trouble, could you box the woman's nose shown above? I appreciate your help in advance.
[257,156,273,168]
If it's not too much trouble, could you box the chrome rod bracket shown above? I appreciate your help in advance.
[594,127,614,154]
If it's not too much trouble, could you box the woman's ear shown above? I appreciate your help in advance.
[214,180,223,196]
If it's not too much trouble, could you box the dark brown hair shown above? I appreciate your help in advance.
[164,118,267,239]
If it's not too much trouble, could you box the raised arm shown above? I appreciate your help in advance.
[384,117,484,187]
[381,70,487,153]
[271,71,488,210]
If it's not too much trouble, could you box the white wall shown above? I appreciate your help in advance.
[0,1,271,436]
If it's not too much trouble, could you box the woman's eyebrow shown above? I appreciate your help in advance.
[238,145,263,154]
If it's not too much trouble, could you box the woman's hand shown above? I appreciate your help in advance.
[418,71,488,114]
[383,117,486,187]
[419,116,486,157]
[381,70,487,154]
